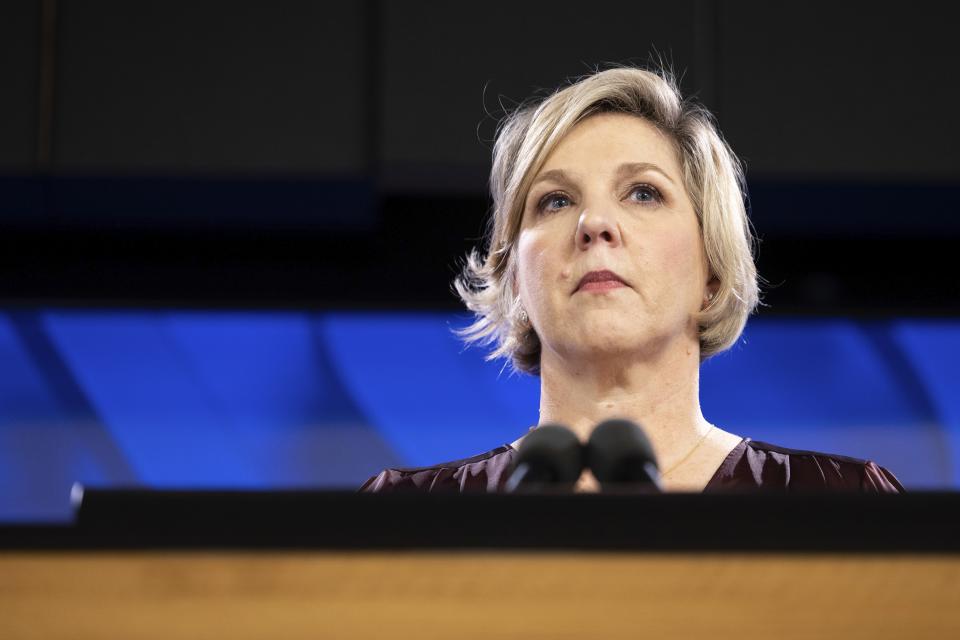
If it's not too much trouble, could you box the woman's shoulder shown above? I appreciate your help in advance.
[357,444,517,493]
[359,436,907,494]
[706,437,906,493]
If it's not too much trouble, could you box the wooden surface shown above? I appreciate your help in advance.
[1,551,958,639]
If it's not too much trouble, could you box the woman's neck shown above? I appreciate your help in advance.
[525,337,715,478]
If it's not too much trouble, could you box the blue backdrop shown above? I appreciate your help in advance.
[1,309,955,522]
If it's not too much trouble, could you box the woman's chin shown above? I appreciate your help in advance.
[544,323,681,362]
[553,334,652,360]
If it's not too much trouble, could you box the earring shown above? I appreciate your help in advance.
[707,292,715,300]
[518,308,529,325]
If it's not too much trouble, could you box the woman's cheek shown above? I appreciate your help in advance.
[527,252,551,311]
[519,233,545,279]
[517,237,542,306]
[661,229,707,306]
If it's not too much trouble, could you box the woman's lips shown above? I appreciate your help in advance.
[575,269,629,293]
[577,280,627,293]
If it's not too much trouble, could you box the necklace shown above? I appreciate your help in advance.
[661,424,715,478]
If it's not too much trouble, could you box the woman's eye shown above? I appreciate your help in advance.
[538,193,571,213]
[629,185,662,204]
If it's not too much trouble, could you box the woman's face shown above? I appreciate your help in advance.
[516,112,712,365]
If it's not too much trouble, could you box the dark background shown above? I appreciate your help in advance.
[1,1,958,520]
[1,0,958,313]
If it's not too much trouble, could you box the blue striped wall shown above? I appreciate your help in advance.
[1,310,956,521]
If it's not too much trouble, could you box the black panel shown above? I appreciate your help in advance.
[3,490,958,552]
[0,174,375,231]
[0,188,957,314]
[2,1,957,312]
[747,181,960,237]
[0,0,39,169]
[55,0,367,173]
[718,1,960,179]
[380,0,701,191]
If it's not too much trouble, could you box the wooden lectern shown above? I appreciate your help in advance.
[1,490,958,639]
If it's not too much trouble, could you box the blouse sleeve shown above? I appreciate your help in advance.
[862,461,906,493]
[357,469,390,492]
[356,468,446,492]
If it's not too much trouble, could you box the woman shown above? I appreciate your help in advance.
[360,66,904,494]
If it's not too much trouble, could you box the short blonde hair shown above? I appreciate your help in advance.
[454,65,761,375]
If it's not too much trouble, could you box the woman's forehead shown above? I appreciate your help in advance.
[536,112,681,181]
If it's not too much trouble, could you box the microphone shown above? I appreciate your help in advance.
[585,418,663,492]
[504,424,584,493]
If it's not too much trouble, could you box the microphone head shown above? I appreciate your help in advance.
[586,418,661,486]
[508,424,584,486]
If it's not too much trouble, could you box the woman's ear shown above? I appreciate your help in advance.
[705,275,719,299]
[701,275,719,310]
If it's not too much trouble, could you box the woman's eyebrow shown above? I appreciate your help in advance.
[532,163,675,189]
[616,162,675,185]
[530,168,578,189]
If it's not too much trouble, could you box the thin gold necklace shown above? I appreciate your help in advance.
[661,424,715,478]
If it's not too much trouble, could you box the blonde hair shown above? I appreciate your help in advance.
[454,65,761,375]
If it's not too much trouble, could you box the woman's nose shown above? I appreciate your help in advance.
[575,209,622,250]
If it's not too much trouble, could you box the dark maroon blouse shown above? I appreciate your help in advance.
[358,437,906,493]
